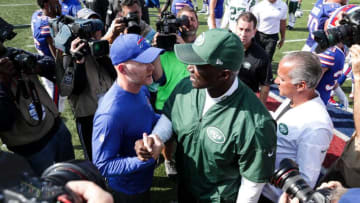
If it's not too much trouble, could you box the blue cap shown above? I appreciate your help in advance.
[110,34,164,65]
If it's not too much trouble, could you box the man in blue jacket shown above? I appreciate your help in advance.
[92,34,164,203]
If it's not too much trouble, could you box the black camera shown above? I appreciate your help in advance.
[119,12,141,35]
[271,159,332,203]
[313,6,360,53]
[0,17,17,43]
[155,12,189,51]
[1,160,107,203]
[50,15,109,57]
[2,48,37,74]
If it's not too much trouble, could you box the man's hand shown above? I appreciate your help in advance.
[101,18,126,44]
[134,133,164,161]
[66,180,114,203]
[278,39,285,49]
[134,135,154,161]
[278,192,299,203]
[350,45,360,80]
[70,37,86,64]
[0,57,15,83]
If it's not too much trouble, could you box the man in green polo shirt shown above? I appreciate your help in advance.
[136,29,277,203]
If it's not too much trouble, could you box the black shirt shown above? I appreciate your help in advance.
[238,41,272,92]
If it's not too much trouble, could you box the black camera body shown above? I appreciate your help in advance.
[313,5,360,53]
[50,15,109,57]
[156,12,189,51]
[271,159,332,203]
[119,12,141,35]
[3,48,37,74]
[0,17,17,43]
[0,18,37,75]
[1,160,107,203]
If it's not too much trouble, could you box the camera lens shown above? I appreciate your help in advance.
[271,159,315,203]
[41,160,107,189]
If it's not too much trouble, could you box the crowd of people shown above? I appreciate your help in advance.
[0,0,359,202]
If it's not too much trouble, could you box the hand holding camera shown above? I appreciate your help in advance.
[0,57,15,83]
[70,37,87,64]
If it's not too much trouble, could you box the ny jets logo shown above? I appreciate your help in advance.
[278,123,288,135]
[243,62,251,70]
[216,59,223,65]
[194,33,205,46]
[206,127,225,144]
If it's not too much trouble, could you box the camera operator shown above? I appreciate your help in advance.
[151,6,198,177]
[0,43,75,176]
[260,52,333,203]
[61,15,116,161]
[102,0,156,45]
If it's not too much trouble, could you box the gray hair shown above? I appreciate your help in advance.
[282,51,322,89]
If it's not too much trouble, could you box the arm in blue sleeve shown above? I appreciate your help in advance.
[92,114,155,177]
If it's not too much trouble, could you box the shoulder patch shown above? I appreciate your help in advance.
[206,127,226,144]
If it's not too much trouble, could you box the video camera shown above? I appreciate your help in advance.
[271,158,332,203]
[313,5,360,53]
[49,15,109,57]
[118,12,141,35]
[0,17,37,74]
[155,12,189,51]
[1,160,107,203]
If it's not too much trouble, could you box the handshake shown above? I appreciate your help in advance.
[134,133,164,161]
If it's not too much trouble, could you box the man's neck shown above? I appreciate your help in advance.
[290,90,318,108]
[244,42,252,51]
[42,9,55,18]
[207,77,236,98]
[117,77,142,94]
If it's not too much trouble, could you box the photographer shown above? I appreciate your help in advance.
[60,16,116,161]
[0,43,75,176]
[260,52,333,203]
[102,0,156,44]
[152,6,199,177]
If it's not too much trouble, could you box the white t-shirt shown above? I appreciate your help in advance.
[220,0,257,31]
[251,0,288,34]
[262,96,334,202]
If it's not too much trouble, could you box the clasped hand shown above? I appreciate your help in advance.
[134,133,164,161]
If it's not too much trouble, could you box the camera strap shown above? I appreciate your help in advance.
[27,80,43,122]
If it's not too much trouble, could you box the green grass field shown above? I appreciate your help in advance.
[0,0,356,202]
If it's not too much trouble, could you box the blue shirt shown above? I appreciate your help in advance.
[211,0,224,19]
[92,83,159,195]
[171,0,193,15]
[61,0,82,16]
[31,10,52,57]
[316,46,345,104]
[305,0,341,48]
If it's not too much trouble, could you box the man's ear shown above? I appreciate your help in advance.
[116,63,126,74]
[296,80,307,91]
[220,69,232,81]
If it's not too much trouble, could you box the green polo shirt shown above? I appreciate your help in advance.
[155,51,189,111]
[163,78,277,202]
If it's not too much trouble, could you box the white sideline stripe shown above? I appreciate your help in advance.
[26,44,35,48]
[282,50,300,54]
[285,39,306,43]
[0,3,35,6]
